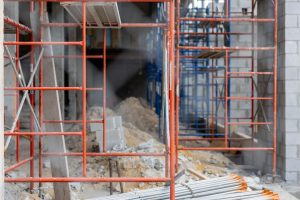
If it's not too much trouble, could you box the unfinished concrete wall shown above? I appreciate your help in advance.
[254,0,300,183]
[277,0,300,183]
[4,2,19,129]
[249,0,275,175]
[49,3,65,119]
[0,1,4,199]
[64,4,154,119]
[230,0,256,136]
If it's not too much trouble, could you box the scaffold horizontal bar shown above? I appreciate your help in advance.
[5,177,171,183]
[42,152,166,157]
[5,157,33,173]
[180,17,275,22]
[227,122,272,125]
[5,87,82,91]
[4,132,82,136]
[178,147,274,151]
[178,46,274,51]
[43,120,103,123]
[3,41,83,46]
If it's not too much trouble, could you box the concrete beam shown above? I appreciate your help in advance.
[30,7,71,200]
[41,13,71,200]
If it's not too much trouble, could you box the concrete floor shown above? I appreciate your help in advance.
[265,183,300,200]
[285,184,300,199]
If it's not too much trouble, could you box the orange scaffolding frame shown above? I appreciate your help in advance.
[3,0,176,199]
[175,0,278,177]
[3,0,278,198]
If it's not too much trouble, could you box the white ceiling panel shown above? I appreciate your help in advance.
[61,2,121,28]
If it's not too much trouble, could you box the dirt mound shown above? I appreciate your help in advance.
[87,106,116,120]
[115,97,159,135]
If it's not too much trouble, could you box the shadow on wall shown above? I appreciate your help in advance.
[65,46,149,115]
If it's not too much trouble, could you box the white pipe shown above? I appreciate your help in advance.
[89,176,252,200]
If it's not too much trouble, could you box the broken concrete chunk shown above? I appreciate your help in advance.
[137,139,154,150]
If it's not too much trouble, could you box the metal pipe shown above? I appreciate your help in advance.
[38,1,44,191]
[273,0,278,178]
[178,32,252,35]
[5,132,82,136]
[29,31,35,191]
[178,147,273,151]
[92,176,252,200]
[42,152,166,157]
[82,0,87,177]
[175,0,181,173]
[15,28,20,162]
[5,86,82,90]
[3,41,83,45]
[43,119,103,123]
[120,23,166,28]
[0,6,4,196]
[178,46,274,51]
[4,17,32,33]
[169,0,176,198]
[102,29,106,152]
[225,51,229,147]
[5,157,33,173]
[4,0,171,2]
[4,48,45,151]
[179,17,274,22]
[179,138,252,141]
[5,177,171,182]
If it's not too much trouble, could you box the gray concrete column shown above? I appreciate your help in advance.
[0,1,4,199]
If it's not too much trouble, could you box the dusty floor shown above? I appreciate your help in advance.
[4,97,300,200]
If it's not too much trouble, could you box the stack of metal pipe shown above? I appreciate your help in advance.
[89,175,279,200]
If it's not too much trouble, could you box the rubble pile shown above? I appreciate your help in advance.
[63,97,235,197]
[115,97,159,136]
[87,106,117,121]
[4,97,262,200]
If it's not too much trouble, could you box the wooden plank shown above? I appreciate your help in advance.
[197,50,233,59]
[186,168,208,180]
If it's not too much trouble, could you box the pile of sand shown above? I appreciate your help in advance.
[87,106,116,120]
[123,122,163,149]
[115,97,159,135]
[5,97,237,199]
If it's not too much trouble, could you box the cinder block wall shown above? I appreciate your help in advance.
[279,0,300,183]
[4,2,19,128]
[230,0,255,136]
[254,0,275,175]
[253,0,300,183]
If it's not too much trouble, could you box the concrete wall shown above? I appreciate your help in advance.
[180,0,300,184]
[49,3,65,119]
[277,0,300,183]
[229,0,256,136]
[4,2,19,128]
[64,3,156,119]
[249,0,275,175]
[0,1,4,198]
[254,0,300,183]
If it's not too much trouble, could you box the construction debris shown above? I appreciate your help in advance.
[87,106,116,121]
[91,116,126,151]
[3,97,284,199]
[115,97,159,136]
